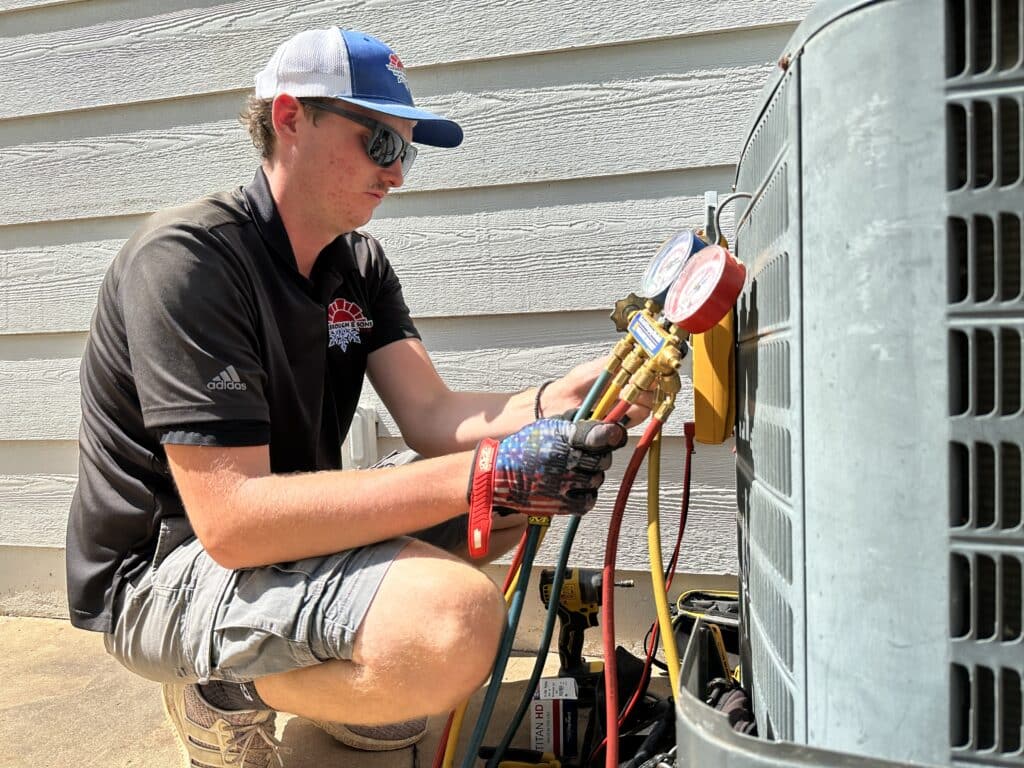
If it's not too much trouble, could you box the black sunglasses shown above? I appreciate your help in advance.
[302,100,417,176]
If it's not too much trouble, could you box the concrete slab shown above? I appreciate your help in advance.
[0,616,671,768]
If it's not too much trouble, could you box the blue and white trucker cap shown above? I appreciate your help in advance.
[255,28,463,148]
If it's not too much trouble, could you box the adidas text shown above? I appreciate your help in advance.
[207,380,247,391]
[206,365,247,391]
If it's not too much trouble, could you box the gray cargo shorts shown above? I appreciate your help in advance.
[104,450,467,685]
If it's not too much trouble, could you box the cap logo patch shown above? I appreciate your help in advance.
[328,298,373,352]
[386,53,408,85]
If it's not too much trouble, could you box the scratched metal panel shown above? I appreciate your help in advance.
[798,2,949,763]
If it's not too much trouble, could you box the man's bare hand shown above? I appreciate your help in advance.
[542,355,654,426]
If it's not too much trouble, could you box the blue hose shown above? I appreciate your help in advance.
[460,523,543,768]
[472,370,615,766]
[576,369,612,423]
[484,365,617,764]
[485,514,581,767]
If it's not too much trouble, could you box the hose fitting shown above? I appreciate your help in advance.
[622,339,683,404]
[652,373,680,422]
[604,335,636,376]
[610,347,647,389]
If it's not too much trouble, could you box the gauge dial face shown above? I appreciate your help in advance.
[665,255,726,322]
[639,230,700,301]
[664,245,729,326]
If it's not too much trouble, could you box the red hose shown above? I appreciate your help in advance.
[605,399,631,424]
[432,711,455,768]
[501,529,529,594]
[621,423,695,721]
[600,415,662,768]
[590,421,694,763]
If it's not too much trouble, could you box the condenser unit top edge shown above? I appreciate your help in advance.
[734,0,891,186]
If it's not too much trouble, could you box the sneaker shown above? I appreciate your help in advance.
[312,716,428,751]
[162,682,282,767]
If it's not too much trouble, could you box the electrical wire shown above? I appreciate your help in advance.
[601,415,663,768]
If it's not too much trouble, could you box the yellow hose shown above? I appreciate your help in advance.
[646,430,681,696]
[503,524,547,600]
[590,382,622,421]
[442,702,469,768]
[503,570,520,602]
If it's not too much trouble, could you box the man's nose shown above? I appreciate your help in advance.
[381,158,404,189]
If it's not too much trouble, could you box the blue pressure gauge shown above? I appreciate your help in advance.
[638,230,707,305]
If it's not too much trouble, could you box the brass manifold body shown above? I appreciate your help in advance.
[600,293,686,420]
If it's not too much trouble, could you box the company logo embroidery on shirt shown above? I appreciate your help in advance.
[386,53,408,85]
[327,299,373,352]
[206,365,248,391]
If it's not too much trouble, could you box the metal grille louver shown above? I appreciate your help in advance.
[947,1,1024,763]
[735,66,803,742]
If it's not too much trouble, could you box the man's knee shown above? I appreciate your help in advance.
[425,567,505,692]
[354,542,505,707]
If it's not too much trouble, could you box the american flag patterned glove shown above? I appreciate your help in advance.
[470,418,628,518]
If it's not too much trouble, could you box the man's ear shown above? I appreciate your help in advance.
[271,94,304,146]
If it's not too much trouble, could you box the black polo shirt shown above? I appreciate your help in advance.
[67,168,420,632]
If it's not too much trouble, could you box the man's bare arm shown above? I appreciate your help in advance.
[165,442,472,570]
[366,339,618,457]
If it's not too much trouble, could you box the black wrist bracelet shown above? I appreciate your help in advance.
[534,380,554,420]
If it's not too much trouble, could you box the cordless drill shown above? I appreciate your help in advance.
[538,567,606,697]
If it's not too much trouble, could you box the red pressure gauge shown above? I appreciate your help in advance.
[663,245,746,333]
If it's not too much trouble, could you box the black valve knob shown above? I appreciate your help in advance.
[610,292,645,333]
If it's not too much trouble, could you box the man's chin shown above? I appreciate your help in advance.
[337,211,373,233]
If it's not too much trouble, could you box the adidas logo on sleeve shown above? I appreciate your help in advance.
[206,365,248,391]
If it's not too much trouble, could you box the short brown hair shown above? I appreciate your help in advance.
[239,96,332,160]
